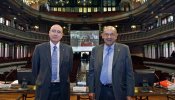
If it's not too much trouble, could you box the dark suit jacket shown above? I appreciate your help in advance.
[32,42,73,100]
[88,43,134,100]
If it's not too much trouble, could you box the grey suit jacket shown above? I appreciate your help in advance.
[88,43,134,100]
[32,42,73,100]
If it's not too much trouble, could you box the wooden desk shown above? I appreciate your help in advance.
[4,85,174,100]
[0,85,35,100]
[71,91,89,100]
[134,87,175,100]
[0,85,89,100]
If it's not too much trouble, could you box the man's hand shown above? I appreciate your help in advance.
[89,93,95,100]
[127,96,133,100]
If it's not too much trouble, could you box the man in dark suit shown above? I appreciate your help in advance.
[32,24,73,100]
[88,26,134,100]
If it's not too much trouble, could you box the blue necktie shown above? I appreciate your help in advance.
[100,47,112,85]
[51,46,58,81]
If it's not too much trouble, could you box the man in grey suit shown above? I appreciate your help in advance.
[32,24,73,100]
[88,26,134,100]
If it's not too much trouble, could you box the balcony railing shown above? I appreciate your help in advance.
[0,21,175,44]
[0,24,69,43]
[118,21,175,43]
[0,24,49,42]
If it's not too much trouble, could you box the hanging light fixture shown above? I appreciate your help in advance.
[25,0,39,5]
[24,0,48,5]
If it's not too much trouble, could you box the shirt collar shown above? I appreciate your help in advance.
[50,41,60,49]
[104,44,114,51]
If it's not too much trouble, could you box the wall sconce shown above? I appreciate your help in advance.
[34,25,39,29]
[131,25,136,29]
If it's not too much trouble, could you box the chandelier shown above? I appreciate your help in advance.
[25,0,48,5]
[25,0,39,5]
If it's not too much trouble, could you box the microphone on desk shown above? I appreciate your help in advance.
[4,69,16,84]
[154,72,161,88]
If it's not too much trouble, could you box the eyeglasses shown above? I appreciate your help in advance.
[103,33,116,37]
[50,29,62,34]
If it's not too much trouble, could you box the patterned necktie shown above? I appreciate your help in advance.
[100,47,112,85]
[51,46,58,81]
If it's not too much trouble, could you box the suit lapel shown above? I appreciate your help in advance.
[97,45,104,76]
[59,43,64,69]
[112,43,120,68]
[59,43,65,81]
[99,45,104,66]
[45,42,51,69]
